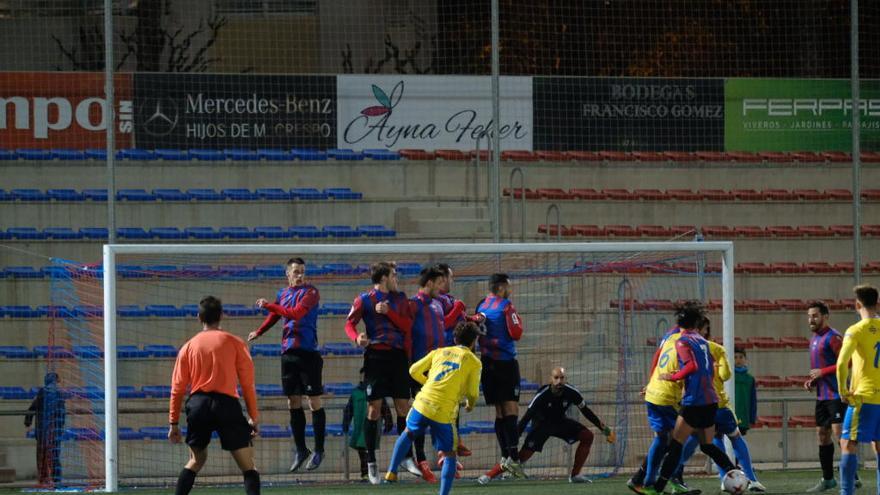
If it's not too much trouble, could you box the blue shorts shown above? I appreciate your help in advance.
[406,407,456,453]
[646,402,678,433]
[715,407,739,435]
[842,402,880,442]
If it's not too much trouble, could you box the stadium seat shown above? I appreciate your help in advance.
[775,299,806,310]
[153,149,188,161]
[47,189,84,201]
[769,262,802,274]
[251,344,282,357]
[118,386,147,399]
[0,346,36,358]
[291,149,327,161]
[750,337,784,349]
[398,149,435,160]
[736,263,771,274]
[797,225,833,237]
[149,227,186,239]
[324,383,356,395]
[256,188,293,200]
[82,189,108,201]
[363,149,400,160]
[803,262,839,273]
[780,337,810,349]
[465,420,496,434]
[788,416,817,428]
[145,305,187,317]
[698,189,734,201]
[73,305,103,317]
[323,225,360,237]
[867,261,880,273]
[833,262,856,273]
[755,376,787,388]
[571,225,605,236]
[220,227,259,239]
[604,225,638,237]
[153,189,191,201]
[536,188,573,200]
[468,150,490,161]
[396,263,421,275]
[767,226,800,237]
[732,189,762,201]
[863,151,880,163]
[11,188,49,201]
[257,149,294,161]
[44,227,83,240]
[254,226,293,239]
[793,189,828,200]
[224,149,259,161]
[863,189,880,201]
[434,149,467,160]
[358,225,396,237]
[758,151,790,163]
[218,266,257,279]
[142,385,172,398]
[223,303,259,316]
[829,225,854,236]
[7,227,48,240]
[598,151,631,161]
[666,189,701,201]
[116,189,156,201]
[762,189,798,201]
[221,188,258,201]
[502,150,538,162]
[119,149,157,160]
[144,345,177,358]
[185,227,223,239]
[633,189,665,200]
[636,225,671,237]
[733,226,768,238]
[791,152,823,163]
[0,150,16,160]
[291,188,329,200]
[534,151,568,161]
[186,188,224,201]
[117,227,151,239]
[327,149,365,160]
[865,225,880,236]
[503,187,538,199]
[537,224,572,236]
[0,386,32,399]
[188,149,224,161]
[33,346,74,358]
[16,149,53,160]
[322,342,361,356]
[320,302,351,315]
[6,266,43,278]
[73,345,103,359]
[727,151,762,163]
[289,226,328,238]
[117,305,148,318]
[325,187,363,200]
[702,226,735,238]
[825,189,852,200]
[569,188,605,200]
[601,189,634,200]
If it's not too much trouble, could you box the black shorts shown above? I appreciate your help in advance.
[185,392,253,451]
[481,357,520,405]
[363,347,410,400]
[522,418,587,452]
[281,349,323,396]
[816,399,846,427]
[680,403,718,429]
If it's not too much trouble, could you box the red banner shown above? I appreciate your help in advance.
[0,72,132,149]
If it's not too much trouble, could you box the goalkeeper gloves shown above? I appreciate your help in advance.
[602,426,616,444]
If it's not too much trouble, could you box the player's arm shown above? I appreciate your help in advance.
[235,340,260,430]
[409,350,435,385]
[24,389,42,427]
[835,331,858,400]
[383,297,414,334]
[662,340,697,381]
[716,349,732,382]
[464,360,481,412]
[518,386,547,434]
[168,344,190,441]
[262,287,319,321]
[517,403,536,435]
[819,334,843,376]
[345,296,367,345]
[504,303,524,340]
[444,300,466,328]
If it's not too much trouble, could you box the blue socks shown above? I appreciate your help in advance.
[840,453,858,495]
[730,435,756,481]
[439,454,456,495]
[387,431,413,475]
[645,433,668,485]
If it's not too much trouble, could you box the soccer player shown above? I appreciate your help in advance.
[835,284,880,495]
[802,300,848,492]
[673,317,765,492]
[481,367,615,484]
[248,257,325,472]
[345,261,418,484]
[384,321,483,495]
[168,296,260,495]
[641,302,737,495]
[476,273,526,478]
[24,372,65,487]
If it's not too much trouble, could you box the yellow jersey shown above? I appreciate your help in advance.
[410,345,482,423]
[645,330,684,406]
[707,340,732,409]
[837,317,880,405]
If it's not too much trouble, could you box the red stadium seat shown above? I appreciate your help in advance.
[704,262,722,273]
[734,226,769,238]
[829,225,854,236]
[787,375,811,386]
[702,226,735,238]
[669,225,697,236]
[732,189,763,201]
[706,299,723,310]
[698,189,734,201]
[825,189,853,200]
[791,152,824,163]
[797,225,834,237]
[537,224,573,236]
[535,151,569,161]
[695,151,729,162]
[565,151,603,162]
[571,225,606,237]
[536,188,574,200]
[803,262,839,273]
[828,300,851,311]
[468,150,490,161]
[605,225,638,237]
[598,151,632,161]
[756,416,784,428]
[502,187,538,199]
[736,263,772,274]
[821,151,851,162]
[862,189,880,201]
[864,225,880,237]
[780,338,810,349]
[755,375,787,387]
[758,151,791,163]
[727,151,762,163]
[734,336,753,349]
[569,188,605,200]
[862,151,880,163]
[767,226,800,237]
[866,262,880,273]
[601,189,634,200]
[398,149,435,160]
[770,262,802,274]
[501,150,538,162]
[672,262,697,273]
[793,189,829,200]
[762,189,798,201]
[646,337,658,346]
[662,151,699,162]
[633,189,666,200]
[630,151,666,162]
[643,299,676,310]
[789,415,817,427]
[666,189,701,201]
[775,299,807,310]
[833,262,856,273]
[636,225,672,237]
[435,150,468,160]
[748,300,779,311]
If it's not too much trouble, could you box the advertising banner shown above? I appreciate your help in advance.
[133,74,335,149]
[725,78,880,152]
[533,77,724,151]
[0,72,132,149]
[337,75,533,151]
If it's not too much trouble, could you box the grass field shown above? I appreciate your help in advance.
[1,469,876,495]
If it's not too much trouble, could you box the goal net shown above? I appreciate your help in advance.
[44,242,732,490]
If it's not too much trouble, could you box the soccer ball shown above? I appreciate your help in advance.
[722,469,749,494]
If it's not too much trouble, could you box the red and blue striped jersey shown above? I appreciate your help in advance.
[255,284,320,353]
[810,326,842,400]
[476,295,523,361]
[676,332,718,406]
[409,291,445,361]
[437,292,464,346]
[347,289,409,350]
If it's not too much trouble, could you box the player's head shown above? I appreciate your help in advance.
[453,321,480,350]
[550,366,567,393]
[198,296,223,327]
[435,263,452,293]
[489,273,511,298]
[698,316,711,339]
[418,266,446,298]
[44,372,59,386]
[854,284,879,312]
[286,257,306,285]
[807,300,830,332]
[673,300,705,330]
[734,347,747,367]
[371,261,398,291]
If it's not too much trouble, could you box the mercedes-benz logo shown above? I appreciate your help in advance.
[139,97,179,137]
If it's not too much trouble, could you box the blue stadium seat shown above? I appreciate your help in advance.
[320,302,351,315]
[118,149,157,160]
[154,149,189,161]
[140,426,172,439]
[291,188,329,200]
[117,227,152,239]
[145,305,186,317]
[251,344,282,357]
[65,427,103,441]
[80,227,109,239]
[223,304,259,317]
[51,149,86,160]
[185,227,223,239]
[255,226,293,239]
[144,345,177,358]
[47,189,84,201]
[0,150,16,160]
[255,384,284,397]
[189,149,225,161]
[324,383,356,395]
[187,188,225,201]
[322,342,361,356]
[291,149,327,161]
[255,265,285,278]
[257,149,293,161]
[153,189,191,201]
[396,262,422,275]
[117,305,148,318]
[0,230,10,240]
[326,424,345,437]
[6,266,43,278]
[218,265,256,279]
[0,346,36,359]
[7,227,48,239]
[358,225,396,237]
[259,425,291,438]
[323,263,355,274]
[225,149,260,161]
[16,149,53,160]
[68,387,104,400]
[84,149,106,160]
[11,188,49,201]
[36,305,71,317]
[327,149,365,161]
[180,304,199,316]
[323,225,360,238]
[180,265,217,278]
[306,265,329,276]
[256,188,293,200]
[73,305,103,318]
[520,379,541,391]
[44,227,84,240]
[363,149,401,160]
[146,265,179,277]
[150,227,187,239]
[0,386,32,399]
[142,385,172,397]
[33,346,74,358]
[324,187,363,200]
[221,188,258,201]
[117,265,148,279]
[118,427,144,440]
[82,189,108,201]
[40,266,70,278]
[2,305,45,318]
[289,226,328,238]
[0,189,10,201]
[117,385,147,398]
[220,226,258,239]
[116,189,156,201]
[465,420,495,433]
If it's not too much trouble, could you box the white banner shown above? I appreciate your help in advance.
[337,75,532,151]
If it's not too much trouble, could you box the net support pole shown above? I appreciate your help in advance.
[850,0,862,284]
[721,244,736,417]
[103,245,119,492]
[104,0,116,244]
[490,0,501,243]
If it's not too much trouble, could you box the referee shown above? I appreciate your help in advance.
[168,296,261,495]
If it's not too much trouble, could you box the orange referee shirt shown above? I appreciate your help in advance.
[169,329,259,424]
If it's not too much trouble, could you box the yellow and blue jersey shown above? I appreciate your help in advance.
[707,340,732,409]
[645,328,683,407]
[837,317,880,405]
[409,345,481,424]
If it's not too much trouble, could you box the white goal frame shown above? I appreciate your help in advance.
[102,241,734,492]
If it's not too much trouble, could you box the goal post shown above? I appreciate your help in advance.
[95,241,733,492]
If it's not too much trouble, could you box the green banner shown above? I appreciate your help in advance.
[725,78,880,152]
